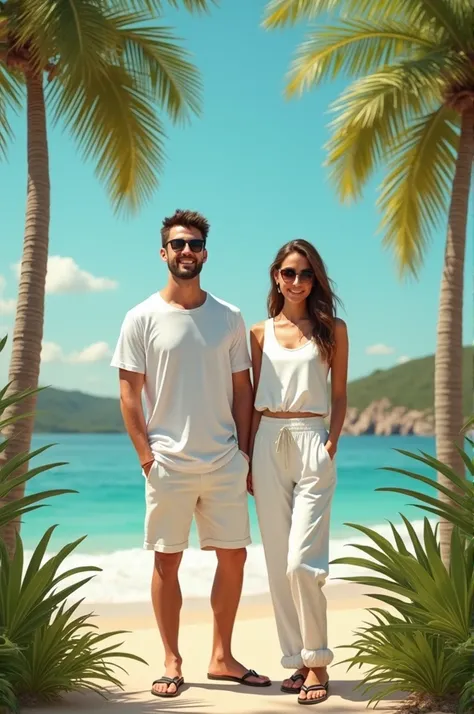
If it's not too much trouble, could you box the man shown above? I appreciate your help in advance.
[111,209,270,698]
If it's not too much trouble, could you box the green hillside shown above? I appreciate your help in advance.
[35,388,123,433]
[32,346,473,432]
[347,345,473,413]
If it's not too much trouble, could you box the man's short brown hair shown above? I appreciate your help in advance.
[161,209,210,247]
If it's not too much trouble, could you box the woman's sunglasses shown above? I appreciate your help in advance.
[166,238,205,253]
[279,268,314,284]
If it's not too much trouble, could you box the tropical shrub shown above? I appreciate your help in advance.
[0,634,20,713]
[11,601,138,703]
[332,437,473,711]
[0,337,146,710]
[456,635,474,714]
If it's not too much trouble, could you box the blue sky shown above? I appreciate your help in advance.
[1,0,472,397]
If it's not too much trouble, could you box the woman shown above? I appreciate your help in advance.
[249,239,348,705]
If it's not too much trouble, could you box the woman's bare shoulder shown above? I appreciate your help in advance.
[250,320,266,346]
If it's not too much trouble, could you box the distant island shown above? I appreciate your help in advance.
[34,346,472,435]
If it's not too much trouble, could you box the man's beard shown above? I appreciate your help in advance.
[168,258,203,281]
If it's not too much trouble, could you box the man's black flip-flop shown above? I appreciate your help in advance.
[207,669,271,687]
[151,675,184,698]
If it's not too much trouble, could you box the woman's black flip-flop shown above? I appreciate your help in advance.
[207,668,271,687]
[298,681,329,705]
[151,675,184,698]
[281,672,305,693]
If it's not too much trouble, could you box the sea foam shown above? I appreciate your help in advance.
[23,519,435,604]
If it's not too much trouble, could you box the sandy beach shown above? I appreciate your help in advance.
[30,582,406,714]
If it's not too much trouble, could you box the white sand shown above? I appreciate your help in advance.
[29,583,406,713]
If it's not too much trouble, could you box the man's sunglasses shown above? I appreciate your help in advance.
[166,238,205,253]
[279,268,314,284]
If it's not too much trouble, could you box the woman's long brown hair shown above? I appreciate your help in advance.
[267,239,341,364]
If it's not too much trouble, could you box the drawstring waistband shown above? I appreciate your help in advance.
[259,416,328,470]
[275,427,295,469]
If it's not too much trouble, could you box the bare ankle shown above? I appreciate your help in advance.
[164,655,182,669]
[307,667,327,679]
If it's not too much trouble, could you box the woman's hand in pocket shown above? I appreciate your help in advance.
[142,459,155,478]
[324,440,337,461]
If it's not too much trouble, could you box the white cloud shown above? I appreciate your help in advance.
[68,342,111,364]
[0,275,16,315]
[397,355,410,364]
[0,298,15,316]
[41,342,65,363]
[13,257,118,294]
[365,344,395,355]
[41,341,111,364]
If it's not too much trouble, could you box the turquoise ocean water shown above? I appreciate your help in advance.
[21,433,437,603]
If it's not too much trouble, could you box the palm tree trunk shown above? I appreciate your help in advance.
[0,71,50,558]
[435,107,474,567]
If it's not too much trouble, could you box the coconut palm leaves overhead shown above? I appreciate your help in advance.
[0,0,210,212]
[263,0,474,275]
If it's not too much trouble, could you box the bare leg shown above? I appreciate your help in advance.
[208,548,270,685]
[151,551,183,695]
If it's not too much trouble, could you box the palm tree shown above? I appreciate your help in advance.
[263,0,474,565]
[0,0,214,557]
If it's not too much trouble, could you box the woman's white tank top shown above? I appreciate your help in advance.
[254,318,330,415]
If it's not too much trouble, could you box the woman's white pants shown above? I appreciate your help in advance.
[253,416,336,669]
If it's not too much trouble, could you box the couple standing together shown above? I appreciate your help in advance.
[111,209,348,706]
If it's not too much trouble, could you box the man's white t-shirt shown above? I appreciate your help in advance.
[111,292,251,474]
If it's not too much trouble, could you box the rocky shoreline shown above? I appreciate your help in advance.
[342,399,434,436]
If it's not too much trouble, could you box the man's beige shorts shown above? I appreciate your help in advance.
[143,449,251,553]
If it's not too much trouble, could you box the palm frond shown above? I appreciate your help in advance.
[262,0,364,28]
[113,0,216,14]
[15,0,119,79]
[28,3,203,211]
[51,59,166,213]
[324,53,448,205]
[263,0,473,46]
[399,0,474,50]
[165,0,216,9]
[449,0,474,34]
[285,19,436,97]
[111,13,201,122]
[0,65,22,159]
[377,105,460,276]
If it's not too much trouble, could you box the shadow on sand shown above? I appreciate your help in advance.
[29,680,406,713]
